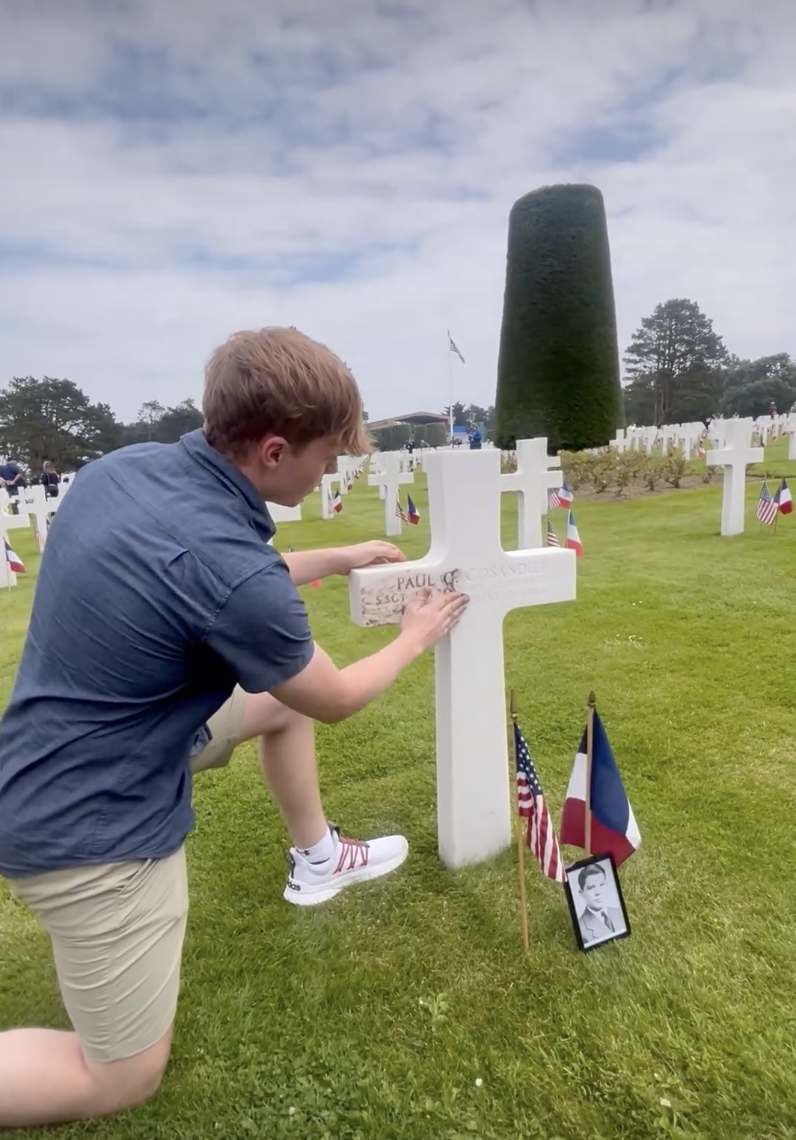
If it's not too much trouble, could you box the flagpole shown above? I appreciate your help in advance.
[584,690,596,854]
[446,330,453,447]
[509,688,530,954]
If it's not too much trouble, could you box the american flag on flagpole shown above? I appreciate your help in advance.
[514,720,565,882]
[396,496,409,523]
[546,518,560,547]
[448,331,465,364]
[756,483,778,525]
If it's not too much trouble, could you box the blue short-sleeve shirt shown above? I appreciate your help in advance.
[0,430,314,878]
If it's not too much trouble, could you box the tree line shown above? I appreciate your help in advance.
[1,299,793,469]
[0,382,204,470]
[622,298,795,425]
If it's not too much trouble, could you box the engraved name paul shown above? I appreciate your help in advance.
[358,560,547,624]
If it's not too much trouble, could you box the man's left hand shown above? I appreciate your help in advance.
[340,541,406,573]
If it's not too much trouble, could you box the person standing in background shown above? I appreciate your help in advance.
[40,460,61,500]
[1,457,25,513]
[467,422,482,450]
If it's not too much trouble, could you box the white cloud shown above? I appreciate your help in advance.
[0,0,794,422]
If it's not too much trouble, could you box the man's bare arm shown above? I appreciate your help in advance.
[270,589,469,723]
[281,541,406,587]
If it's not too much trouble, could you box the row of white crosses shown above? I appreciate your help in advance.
[318,457,368,520]
[350,446,577,867]
[1,478,74,587]
[613,423,706,457]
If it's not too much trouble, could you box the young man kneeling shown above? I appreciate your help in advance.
[0,327,468,1127]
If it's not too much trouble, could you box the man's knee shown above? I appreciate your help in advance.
[239,689,307,741]
[88,1026,173,1114]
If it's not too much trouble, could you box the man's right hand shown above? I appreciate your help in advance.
[400,587,470,652]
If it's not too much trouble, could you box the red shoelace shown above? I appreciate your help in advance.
[335,837,370,873]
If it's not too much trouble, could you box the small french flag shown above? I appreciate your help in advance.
[776,478,793,515]
[565,510,583,556]
[5,539,24,574]
[407,495,420,525]
[332,489,343,513]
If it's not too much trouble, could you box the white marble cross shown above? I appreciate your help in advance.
[785,417,796,461]
[658,425,678,454]
[1,504,29,588]
[17,485,53,552]
[706,421,764,536]
[267,501,302,524]
[319,473,344,520]
[500,437,562,548]
[367,452,414,536]
[349,448,577,868]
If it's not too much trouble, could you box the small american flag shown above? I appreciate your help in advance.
[395,496,409,523]
[756,483,778,525]
[514,721,565,882]
[546,518,560,547]
[448,331,465,364]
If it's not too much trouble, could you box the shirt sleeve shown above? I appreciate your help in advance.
[204,562,314,694]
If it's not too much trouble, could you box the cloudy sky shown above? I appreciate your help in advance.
[1,0,794,423]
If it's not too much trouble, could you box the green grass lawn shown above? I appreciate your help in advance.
[1,460,795,1140]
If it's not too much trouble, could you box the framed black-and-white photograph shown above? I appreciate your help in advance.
[564,854,631,952]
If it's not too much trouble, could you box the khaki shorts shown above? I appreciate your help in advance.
[10,686,248,1064]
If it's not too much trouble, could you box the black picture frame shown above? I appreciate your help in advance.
[564,853,631,952]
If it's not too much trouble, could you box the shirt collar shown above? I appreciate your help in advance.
[179,429,275,538]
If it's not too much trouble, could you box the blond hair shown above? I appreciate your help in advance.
[203,327,373,456]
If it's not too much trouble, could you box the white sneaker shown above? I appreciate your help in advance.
[283,824,409,906]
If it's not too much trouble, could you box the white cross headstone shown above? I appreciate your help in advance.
[1,505,29,589]
[611,429,627,453]
[17,485,52,552]
[785,418,796,461]
[658,425,677,454]
[706,422,764,536]
[349,448,577,868]
[319,474,343,520]
[267,501,302,524]
[500,437,562,548]
[367,453,414,536]
[643,427,658,456]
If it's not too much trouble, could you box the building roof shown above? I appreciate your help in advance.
[368,410,448,430]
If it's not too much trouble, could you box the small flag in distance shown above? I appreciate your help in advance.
[566,510,584,555]
[546,518,560,547]
[549,481,574,509]
[407,495,420,525]
[332,489,343,513]
[448,330,465,364]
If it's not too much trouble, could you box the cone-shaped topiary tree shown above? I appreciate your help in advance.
[494,184,624,452]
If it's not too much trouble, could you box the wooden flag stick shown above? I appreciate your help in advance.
[584,690,596,855]
[509,688,530,954]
